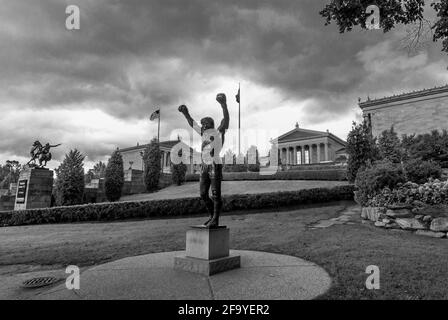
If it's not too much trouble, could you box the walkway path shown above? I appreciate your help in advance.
[308,206,360,229]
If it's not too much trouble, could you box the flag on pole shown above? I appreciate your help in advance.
[150,109,160,121]
[235,89,240,103]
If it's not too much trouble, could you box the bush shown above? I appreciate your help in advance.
[223,164,248,172]
[346,121,379,182]
[0,185,355,227]
[143,138,161,192]
[403,159,442,184]
[104,150,124,202]
[354,160,405,206]
[378,127,403,163]
[172,163,187,186]
[186,169,348,182]
[402,130,448,167]
[54,149,85,206]
[369,179,448,207]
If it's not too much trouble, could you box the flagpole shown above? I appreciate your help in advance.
[238,82,241,155]
[157,109,160,143]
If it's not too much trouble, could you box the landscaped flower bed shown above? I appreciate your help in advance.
[360,179,448,238]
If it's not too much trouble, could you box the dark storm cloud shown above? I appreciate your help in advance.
[0,0,447,162]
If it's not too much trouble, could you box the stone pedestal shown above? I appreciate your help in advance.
[14,167,53,211]
[174,226,240,275]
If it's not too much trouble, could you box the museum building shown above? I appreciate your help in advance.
[274,123,347,165]
[359,85,448,137]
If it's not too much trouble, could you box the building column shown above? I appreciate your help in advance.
[292,147,297,165]
[324,143,329,161]
[301,145,305,165]
[310,145,314,164]
[317,144,321,163]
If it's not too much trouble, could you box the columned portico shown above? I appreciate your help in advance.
[274,124,347,166]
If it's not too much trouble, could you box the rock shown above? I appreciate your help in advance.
[423,215,433,222]
[363,207,383,222]
[386,208,413,218]
[415,230,446,238]
[382,218,391,224]
[374,221,386,227]
[430,218,448,232]
[387,204,413,210]
[385,222,401,229]
[395,218,426,230]
[415,215,423,220]
[361,207,368,219]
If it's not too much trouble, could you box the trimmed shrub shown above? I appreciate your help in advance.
[346,121,379,182]
[403,159,442,184]
[354,160,405,206]
[105,150,124,202]
[0,185,355,227]
[378,127,403,163]
[54,149,85,206]
[143,138,161,192]
[186,169,347,182]
[172,163,187,186]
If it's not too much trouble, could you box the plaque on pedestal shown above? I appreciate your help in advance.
[14,167,54,211]
[174,226,241,275]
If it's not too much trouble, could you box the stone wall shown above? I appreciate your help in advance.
[363,92,448,137]
[361,205,448,238]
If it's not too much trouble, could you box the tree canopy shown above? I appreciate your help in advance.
[321,0,448,53]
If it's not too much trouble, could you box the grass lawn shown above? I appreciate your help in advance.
[1,201,447,299]
[120,180,348,201]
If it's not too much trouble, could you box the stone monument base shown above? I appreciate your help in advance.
[174,226,241,276]
[14,167,53,211]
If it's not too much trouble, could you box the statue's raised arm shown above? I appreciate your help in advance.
[178,104,201,135]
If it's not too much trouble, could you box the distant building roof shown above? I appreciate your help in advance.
[119,140,184,153]
[359,84,448,109]
[273,126,347,146]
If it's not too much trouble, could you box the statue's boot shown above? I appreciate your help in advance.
[202,200,214,226]
[205,213,219,228]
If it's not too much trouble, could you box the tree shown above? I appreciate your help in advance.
[346,121,379,182]
[0,160,21,189]
[378,127,403,163]
[93,161,107,178]
[402,129,448,166]
[320,0,448,54]
[104,150,124,202]
[55,149,85,206]
[143,138,161,192]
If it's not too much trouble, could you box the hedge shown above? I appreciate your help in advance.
[186,169,347,182]
[0,185,354,227]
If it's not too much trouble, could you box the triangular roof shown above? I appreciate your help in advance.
[119,140,190,153]
[273,127,347,146]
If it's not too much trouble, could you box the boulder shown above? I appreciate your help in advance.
[374,221,386,227]
[430,218,448,232]
[395,218,426,230]
[415,215,423,220]
[385,222,401,229]
[415,230,446,238]
[423,215,433,223]
[382,218,391,224]
[387,204,413,210]
[361,207,368,219]
[386,208,413,218]
[363,207,383,222]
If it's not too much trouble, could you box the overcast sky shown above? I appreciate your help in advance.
[1,0,447,170]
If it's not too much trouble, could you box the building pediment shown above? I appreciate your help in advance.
[276,128,328,143]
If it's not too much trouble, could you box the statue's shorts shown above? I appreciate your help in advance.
[199,163,223,213]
